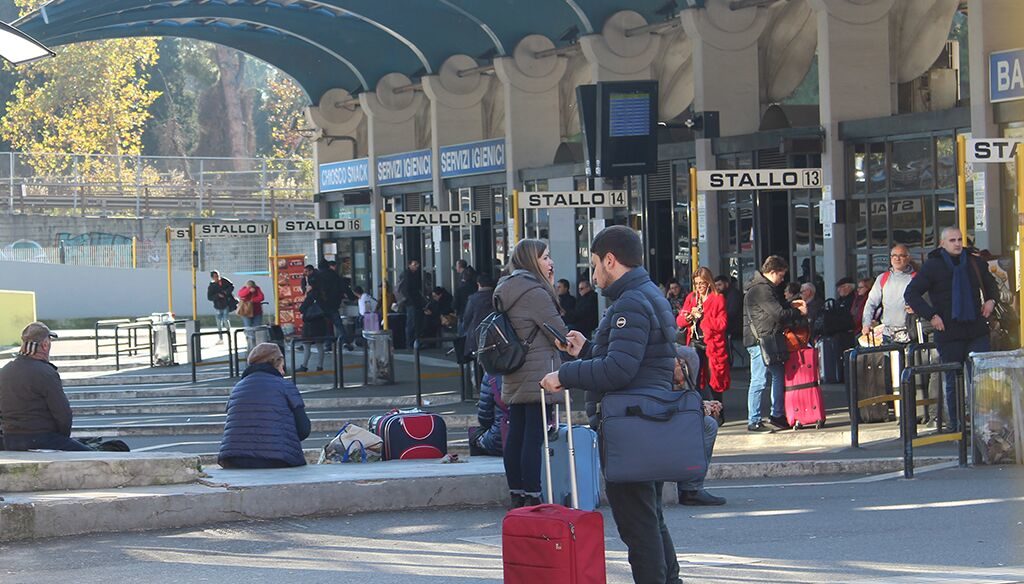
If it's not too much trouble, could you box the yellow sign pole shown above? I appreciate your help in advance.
[380,209,389,331]
[190,222,198,321]
[512,190,520,245]
[131,236,138,269]
[1017,143,1024,347]
[689,166,700,269]
[272,218,280,326]
[165,227,173,315]
[957,134,968,234]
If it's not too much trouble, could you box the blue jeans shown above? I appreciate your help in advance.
[677,415,719,493]
[747,345,786,425]
[935,334,990,431]
[241,314,263,349]
[405,305,422,347]
[215,307,231,338]
[503,402,544,496]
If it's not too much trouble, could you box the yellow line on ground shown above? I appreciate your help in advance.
[912,433,962,447]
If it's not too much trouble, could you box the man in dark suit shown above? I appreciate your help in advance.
[566,279,599,336]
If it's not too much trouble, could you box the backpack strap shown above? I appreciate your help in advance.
[880,271,890,290]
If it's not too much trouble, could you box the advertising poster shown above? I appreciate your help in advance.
[276,254,307,336]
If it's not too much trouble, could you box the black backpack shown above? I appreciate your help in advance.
[474,296,540,375]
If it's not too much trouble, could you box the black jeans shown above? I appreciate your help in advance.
[3,432,92,451]
[503,402,544,496]
[605,480,681,584]
[935,334,990,431]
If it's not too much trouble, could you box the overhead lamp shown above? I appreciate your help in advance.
[0,21,54,65]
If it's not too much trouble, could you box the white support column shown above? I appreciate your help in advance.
[360,74,427,293]
[423,55,491,288]
[967,0,1022,254]
[494,35,569,240]
[811,0,896,289]
[682,0,768,273]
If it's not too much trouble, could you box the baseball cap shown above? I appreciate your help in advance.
[20,321,57,355]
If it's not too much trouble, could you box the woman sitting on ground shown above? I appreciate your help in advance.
[219,343,310,469]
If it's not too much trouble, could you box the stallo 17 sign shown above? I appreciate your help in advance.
[518,190,628,209]
[384,211,481,227]
[280,218,362,232]
[169,223,271,239]
[697,168,823,191]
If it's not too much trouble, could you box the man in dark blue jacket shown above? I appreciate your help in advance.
[541,226,680,584]
[904,226,998,432]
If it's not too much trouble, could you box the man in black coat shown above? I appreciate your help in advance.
[207,270,236,342]
[453,259,478,326]
[556,278,576,316]
[905,226,998,432]
[566,279,599,336]
[540,226,681,584]
[744,255,807,432]
[317,260,354,350]
[398,260,425,346]
[460,273,496,360]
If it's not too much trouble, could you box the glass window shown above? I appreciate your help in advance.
[937,195,956,236]
[890,196,923,249]
[852,143,867,194]
[890,139,934,191]
[868,143,887,193]
[936,136,956,190]
[849,199,868,250]
[793,198,811,253]
[921,195,937,249]
[870,254,889,278]
[868,198,888,248]
[855,255,870,280]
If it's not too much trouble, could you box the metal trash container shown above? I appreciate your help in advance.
[970,349,1024,465]
[153,323,175,366]
[363,329,394,385]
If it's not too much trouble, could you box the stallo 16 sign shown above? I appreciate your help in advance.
[518,190,628,209]
[697,168,823,191]
[384,211,481,227]
[280,218,362,232]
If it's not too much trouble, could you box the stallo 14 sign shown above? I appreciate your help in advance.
[384,211,481,227]
[697,168,823,191]
[280,218,362,232]
[518,190,628,209]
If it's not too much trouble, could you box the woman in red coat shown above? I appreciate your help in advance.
[676,267,730,419]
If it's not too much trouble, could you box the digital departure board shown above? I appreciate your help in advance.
[595,80,658,177]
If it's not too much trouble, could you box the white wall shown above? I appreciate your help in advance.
[0,261,273,320]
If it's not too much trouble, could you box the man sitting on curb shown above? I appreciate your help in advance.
[0,322,91,451]
[674,344,726,506]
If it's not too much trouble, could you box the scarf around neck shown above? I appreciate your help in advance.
[940,249,975,322]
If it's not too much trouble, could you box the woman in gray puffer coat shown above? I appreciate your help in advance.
[493,238,570,508]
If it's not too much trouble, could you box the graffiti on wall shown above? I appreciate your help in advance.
[56,232,132,246]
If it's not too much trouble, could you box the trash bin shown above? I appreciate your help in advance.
[363,330,394,385]
[387,312,407,349]
[970,349,1024,465]
[153,322,175,366]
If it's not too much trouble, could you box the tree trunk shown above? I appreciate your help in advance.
[212,45,250,171]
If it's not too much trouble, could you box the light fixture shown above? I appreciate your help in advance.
[292,119,359,150]
[0,21,54,65]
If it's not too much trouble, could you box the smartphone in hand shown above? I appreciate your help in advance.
[542,322,568,346]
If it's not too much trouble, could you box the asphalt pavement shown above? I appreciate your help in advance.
[2,464,1020,583]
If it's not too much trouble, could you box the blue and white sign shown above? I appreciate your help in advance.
[377,149,432,186]
[439,138,506,179]
[990,48,1024,104]
[319,158,369,192]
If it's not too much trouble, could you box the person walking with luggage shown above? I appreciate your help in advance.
[673,344,725,506]
[207,270,236,342]
[540,225,681,584]
[676,267,730,417]
[493,239,571,508]
[862,244,916,343]
[904,227,998,432]
[744,255,807,432]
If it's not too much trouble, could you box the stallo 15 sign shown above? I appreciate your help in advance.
[518,190,628,209]
[280,218,362,232]
[384,211,481,227]
[697,168,823,191]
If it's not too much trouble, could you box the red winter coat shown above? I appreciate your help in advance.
[676,291,730,393]
[239,285,266,317]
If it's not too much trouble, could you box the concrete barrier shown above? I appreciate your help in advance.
[0,451,201,493]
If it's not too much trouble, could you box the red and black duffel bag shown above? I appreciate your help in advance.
[368,409,447,460]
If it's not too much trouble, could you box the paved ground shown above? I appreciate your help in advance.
[2,464,1019,583]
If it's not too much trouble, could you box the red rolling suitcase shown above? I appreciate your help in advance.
[502,389,606,584]
[784,346,826,430]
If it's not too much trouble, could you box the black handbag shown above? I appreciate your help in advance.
[750,322,788,366]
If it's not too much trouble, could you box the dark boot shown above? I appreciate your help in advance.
[522,495,543,507]
[679,489,727,506]
[509,493,525,509]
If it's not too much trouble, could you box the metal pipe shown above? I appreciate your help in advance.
[534,44,580,59]
[456,63,495,78]
[730,0,782,9]
[392,82,421,94]
[166,227,174,314]
[957,135,968,234]
[625,19,681,37]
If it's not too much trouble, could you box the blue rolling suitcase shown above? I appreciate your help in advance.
[541,413,601,511]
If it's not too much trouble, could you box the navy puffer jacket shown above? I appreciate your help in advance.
[476,374,508,454]
[557,267,677,427]
[219,363,309,467]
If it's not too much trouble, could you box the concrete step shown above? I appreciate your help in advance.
[70,393,464,415]
[0,451,202,493]
[64,372,231,387]
[0,455,957,542]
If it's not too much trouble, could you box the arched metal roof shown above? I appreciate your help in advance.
[17,0,678,101]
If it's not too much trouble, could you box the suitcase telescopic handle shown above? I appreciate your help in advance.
[539,381,579,509]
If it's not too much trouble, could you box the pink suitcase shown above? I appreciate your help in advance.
[784,346,826,430]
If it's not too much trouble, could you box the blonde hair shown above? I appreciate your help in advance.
[509,238,553,293]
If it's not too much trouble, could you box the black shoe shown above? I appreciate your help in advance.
[522,495,542,507]
[294,366,308,373]
[315,367,323,372]
[679,489,727,506]
[344,343,355,351]
[510,493,525,509]
[747,421,773,433]
[768,415,791,430]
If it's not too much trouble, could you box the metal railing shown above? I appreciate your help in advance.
[232,325,273,373]
[412,336,469,409]
[113,322,154,371]
[95,318,132,358]
[900,361,969,478]
[288,336,342,390]
[845,344,904,448]
[189,331,237,382]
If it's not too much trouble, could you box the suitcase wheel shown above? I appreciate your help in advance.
[815,420,825,430]
[793,421,804,430]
